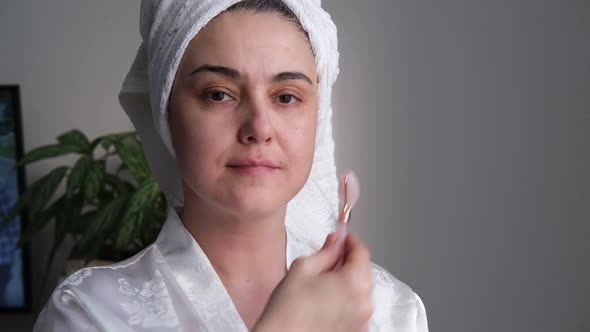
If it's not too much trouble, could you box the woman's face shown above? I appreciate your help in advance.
[169,10,318,219]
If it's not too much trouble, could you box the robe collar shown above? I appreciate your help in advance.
[152,208,315,331]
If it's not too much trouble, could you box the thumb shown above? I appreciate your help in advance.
[293,233,343,275]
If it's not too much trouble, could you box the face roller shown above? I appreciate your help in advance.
[336,170,360,239]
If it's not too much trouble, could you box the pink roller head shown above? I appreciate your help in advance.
[338,170,360,225]
[345,170,360,208]
[339,170,360,209]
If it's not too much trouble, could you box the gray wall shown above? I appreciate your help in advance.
[0,1,138,330]
[326,0,590,331]
[1,0,589,331]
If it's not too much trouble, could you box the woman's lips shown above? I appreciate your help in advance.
[227,165,279,175]
[227,157,281,175]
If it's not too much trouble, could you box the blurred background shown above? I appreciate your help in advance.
[0,0,589,331]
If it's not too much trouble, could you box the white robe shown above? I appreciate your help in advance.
[33,210,429,331]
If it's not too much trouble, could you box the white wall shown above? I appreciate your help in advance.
[326,0,590,331]
[0,1,139,329]
[1,0,589,331]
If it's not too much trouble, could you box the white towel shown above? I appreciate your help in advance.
[119,0,340,248]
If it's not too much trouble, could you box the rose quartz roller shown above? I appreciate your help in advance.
[336,170,360,239]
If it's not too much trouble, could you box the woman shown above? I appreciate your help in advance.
[34,0,428,331]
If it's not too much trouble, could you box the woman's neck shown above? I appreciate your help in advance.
[179,193,288,287]
[179,189,290,329]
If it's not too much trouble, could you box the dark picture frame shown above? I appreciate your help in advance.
[0,85,31,312]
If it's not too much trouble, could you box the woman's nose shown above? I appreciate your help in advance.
[238,100,274,145]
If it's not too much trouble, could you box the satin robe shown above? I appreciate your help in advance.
[34,209,429,331]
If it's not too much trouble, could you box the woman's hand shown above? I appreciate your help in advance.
[252,232,374,332]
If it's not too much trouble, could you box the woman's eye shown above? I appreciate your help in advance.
[277,94,299,105]
[206,90,233,102]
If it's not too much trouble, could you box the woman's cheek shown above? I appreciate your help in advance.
[287,124,316,164]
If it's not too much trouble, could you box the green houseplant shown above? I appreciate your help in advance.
[0,129,168,271]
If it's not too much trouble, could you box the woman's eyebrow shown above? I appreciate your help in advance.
[188,64,242,80]
[272,72,313,85]
[188,64,313,85]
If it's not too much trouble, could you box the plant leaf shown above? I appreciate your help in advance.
[66,156,92,198]
[17,144,80,167]
[139,192,168,245]
[76,192,130,260]
[42,194,83,281]
[18,197,61,245]
[54,194,83,246]
[97,190,115,206]
[83,160,105,201]
[115,178,159,250]
[71,210,98,236]
[91,131,136,151]
[103,174,134,195]
[57,130,90,153]
[114,136,150,183]
[28,166,69,217]
[98,136,116,151]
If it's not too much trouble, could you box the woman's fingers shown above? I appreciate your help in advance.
[291,232,342,275]
[256,231,374,332]
[342,232,371,267]
[340,233,374,311]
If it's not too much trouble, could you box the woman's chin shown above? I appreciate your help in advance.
[222,191,290,219]
[185,174,306,220]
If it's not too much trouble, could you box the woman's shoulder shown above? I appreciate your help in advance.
[370,262,419,305]
[370,263,429,331]
[34,244,166,331]
[40,243,164,321]
[55,244,159,294]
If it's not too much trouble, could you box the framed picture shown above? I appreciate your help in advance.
[0,85,31,312]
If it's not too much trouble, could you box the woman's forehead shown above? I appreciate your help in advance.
[178,10,317,80]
